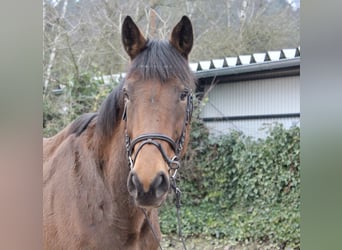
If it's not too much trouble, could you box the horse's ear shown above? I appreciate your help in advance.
[122,16,147,60]
[170,16,193,59]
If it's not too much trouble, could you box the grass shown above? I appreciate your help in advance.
[161,234,283,250]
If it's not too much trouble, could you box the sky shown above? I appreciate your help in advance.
[286,0,300,10]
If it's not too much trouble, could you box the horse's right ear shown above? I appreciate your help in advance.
[122,16,147,60]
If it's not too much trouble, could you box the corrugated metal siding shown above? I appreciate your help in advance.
[200,76,300,138]
[201,76,299,117]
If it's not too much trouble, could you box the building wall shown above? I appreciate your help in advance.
[202,117,300,138]
[200,75,300,138]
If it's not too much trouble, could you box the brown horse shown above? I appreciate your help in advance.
[43,16,195,249]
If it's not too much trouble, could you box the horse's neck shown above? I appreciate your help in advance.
[100,123,129,195]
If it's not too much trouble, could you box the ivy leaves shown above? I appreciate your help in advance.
[160,113,300,248]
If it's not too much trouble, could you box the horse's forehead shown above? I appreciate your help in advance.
[126,77,182,94]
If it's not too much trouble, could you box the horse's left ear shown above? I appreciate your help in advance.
[170,16,193,59]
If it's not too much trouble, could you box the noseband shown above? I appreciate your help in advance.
[122,90,193,176]
[126,134,181,175]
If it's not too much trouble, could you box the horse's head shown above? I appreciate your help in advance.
[121,16,194,208]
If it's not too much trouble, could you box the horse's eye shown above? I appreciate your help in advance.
[180,90,189,101]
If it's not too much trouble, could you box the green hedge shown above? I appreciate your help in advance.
[160,103,300,249]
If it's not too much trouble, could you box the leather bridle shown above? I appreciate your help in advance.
[122,89,193,177]
[122,88,193,250]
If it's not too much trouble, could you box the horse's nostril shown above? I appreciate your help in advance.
[127,172,141,197]
[154,174,163,188]
[152,172,169,198]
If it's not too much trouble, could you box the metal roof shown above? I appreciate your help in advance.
[191,47,300,71]
[189,47,300,84]
[191,47,300,79]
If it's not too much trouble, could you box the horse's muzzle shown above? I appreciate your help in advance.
[127,171,170,207]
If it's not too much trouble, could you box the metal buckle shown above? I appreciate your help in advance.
[128,156,133,170]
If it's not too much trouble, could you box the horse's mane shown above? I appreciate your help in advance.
[66,82,124,138]
[67,113,98,137]
[67,39,195,139]
[96,81,124,139]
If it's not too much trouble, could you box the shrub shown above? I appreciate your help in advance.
[43,73,117,137]
[160,105,300,249]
